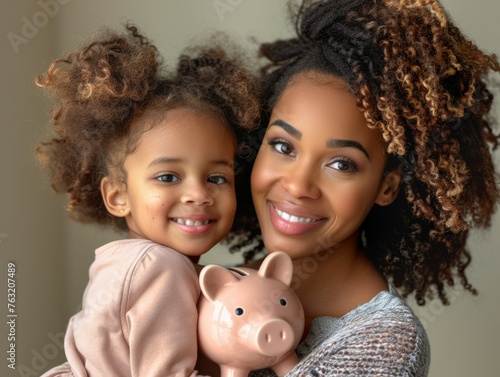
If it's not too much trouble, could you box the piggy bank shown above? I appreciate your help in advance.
[197,251,304,377]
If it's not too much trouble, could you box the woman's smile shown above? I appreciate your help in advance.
[268,201,326,236]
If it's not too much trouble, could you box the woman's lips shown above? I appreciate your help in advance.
[268,202,325,236]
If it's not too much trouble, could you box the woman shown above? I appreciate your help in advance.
[226,0,500,375]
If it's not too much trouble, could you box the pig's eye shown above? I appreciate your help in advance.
[235,307,244,316]
[280,298,287,306]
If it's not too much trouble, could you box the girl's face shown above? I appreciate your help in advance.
[118,109,236,257]
[251,73,389,259]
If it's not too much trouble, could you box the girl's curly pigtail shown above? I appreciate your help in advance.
[35,24,164,229]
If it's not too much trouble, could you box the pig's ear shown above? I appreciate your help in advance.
[258,251,293,286]
[199,264,238,303]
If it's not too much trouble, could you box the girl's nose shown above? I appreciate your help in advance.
[180,182,214,206]
[280,162,321,200]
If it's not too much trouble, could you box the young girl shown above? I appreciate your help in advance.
[36,25,260,376]
[224,0,500,375]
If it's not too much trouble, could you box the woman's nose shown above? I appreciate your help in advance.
[180,181,214,206]
[280,162,321,200]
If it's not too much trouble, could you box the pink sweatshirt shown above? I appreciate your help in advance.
[41,239,203,377]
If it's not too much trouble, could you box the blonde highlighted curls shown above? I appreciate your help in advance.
[36,24,260,234]
[367,0,499,232]
[250,0,500,304]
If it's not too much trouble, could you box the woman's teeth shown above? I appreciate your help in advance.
[275,208,318,223]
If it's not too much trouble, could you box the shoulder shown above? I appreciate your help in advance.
[95,239,197,277]
[101,239,199,298]
[129,239,198,280]
[347,290,430,362]
[293,290,430,377]
[121,240,200,308]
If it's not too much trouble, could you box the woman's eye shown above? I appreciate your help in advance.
[207,176,227,185]
[329,158,358,172]
[156,174,180,183]
[268,139,295,156]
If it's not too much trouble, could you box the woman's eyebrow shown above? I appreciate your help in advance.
[327,139,370,159]
[270,119,369,158]
[269,119,302,140]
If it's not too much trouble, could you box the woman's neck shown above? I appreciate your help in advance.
[292,239,387,330]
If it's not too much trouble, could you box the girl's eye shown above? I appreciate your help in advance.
[268,138,295,156]
[207,176,227,185]
[329,158,358,172]
[156,174,180,183]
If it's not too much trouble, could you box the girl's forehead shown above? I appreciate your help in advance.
[113,106,234,165]
[124,110,237,166]
[127,107,229,148]
[139,108,228,138]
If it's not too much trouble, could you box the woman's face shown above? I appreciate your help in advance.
[251,73,389,259]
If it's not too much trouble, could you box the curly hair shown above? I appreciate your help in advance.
[236,0,500,305]
[35,24,261,236]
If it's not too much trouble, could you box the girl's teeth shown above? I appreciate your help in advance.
[175,219,209,226]
[275,208,317,223]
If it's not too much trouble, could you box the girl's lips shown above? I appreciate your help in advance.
[268,202,325,236]
[172,218,210,227]
[171,217,215,235]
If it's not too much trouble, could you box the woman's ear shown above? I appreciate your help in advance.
[375,168,401,206]
[101,176,129,217]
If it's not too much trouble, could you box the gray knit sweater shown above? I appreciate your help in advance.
[251,285,430,376]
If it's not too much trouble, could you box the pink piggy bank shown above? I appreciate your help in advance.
[197,251,304,377]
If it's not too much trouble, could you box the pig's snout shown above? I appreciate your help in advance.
[255,319,296,357]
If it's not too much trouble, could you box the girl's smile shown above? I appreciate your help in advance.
[170,215,215,234]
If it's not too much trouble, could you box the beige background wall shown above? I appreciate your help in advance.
[1,1,498,376]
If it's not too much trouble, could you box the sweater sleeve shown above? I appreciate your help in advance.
[294,308,429,376]
[121,245,203,377]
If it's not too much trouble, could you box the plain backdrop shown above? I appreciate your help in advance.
[1,1,499,376]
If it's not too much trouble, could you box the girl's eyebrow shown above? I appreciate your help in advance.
[269,119,302,140]
[148,157,234,169]
[148,157,181,168]
[327,139,370,159]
